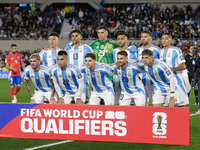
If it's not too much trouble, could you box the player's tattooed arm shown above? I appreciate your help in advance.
[25,79,33,97]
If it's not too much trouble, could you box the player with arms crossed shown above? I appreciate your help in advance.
[51,51,84,104]
[24,54,56,104]
[39,32,62,67]
[5,44,25,103]
[160,33,189,106]
[140,49,179,107]
[81,53,115,105]
[113,51,145,106]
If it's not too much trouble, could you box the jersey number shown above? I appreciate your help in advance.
[53,59,56,65]
[73,54,78,60]
[98,50,105,56]
[63,79,69,85]
[122,77,128,82]
[92,78,96,84]
[36,80,40,86]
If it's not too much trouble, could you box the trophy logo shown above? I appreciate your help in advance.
[75,49,78,53]
[53,54,56,58]
[149,71,153,75]
[163,54,166,58]
[91,73,95,77]
[157,115,163,129]
[122,72,126,76]
[35,75,39,79]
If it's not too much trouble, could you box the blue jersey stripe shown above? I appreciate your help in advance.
[61,69,75,94]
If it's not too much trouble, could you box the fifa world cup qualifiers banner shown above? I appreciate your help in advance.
[0,104,189,145]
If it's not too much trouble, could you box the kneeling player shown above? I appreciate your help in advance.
[24,54,57,104]
[140,49,179,107]
[113,51,145,106]
[81,53,115,105]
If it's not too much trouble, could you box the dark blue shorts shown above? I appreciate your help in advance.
[9,76,22,85]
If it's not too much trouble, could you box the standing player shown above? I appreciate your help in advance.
[5,44,25,103]
[51,51,84,104]
[112,31,137,104]
[113,51,145,106]
[90,25,118,65]
[159,33,189,106]
[24,54,56,104]
[81,53,115,105]
[113,31,137,62]
[66,30,94,101]
[137,31,161,106]
[140,49,178,107]
[66,30,94,67]
[39,32,62,67]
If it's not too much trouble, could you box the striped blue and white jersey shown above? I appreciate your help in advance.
[24,65,53,92]
[137,44,161,86]
[138,60,176,93]
[39,47,63,67]
[159,46,185,70]
[66,44,94,68]
[113,62,145,95]
[113,45,137,63]
[64,41,73,51]
[81,62,114,95]
[159,46,188,97]
[51,63,84,98]
[137,44,160,61]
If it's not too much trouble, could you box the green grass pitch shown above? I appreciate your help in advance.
[0,79,199,150]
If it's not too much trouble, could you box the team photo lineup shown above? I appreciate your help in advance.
[5,25,192,108]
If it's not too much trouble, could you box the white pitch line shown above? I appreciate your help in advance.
[24,140,74,150]
[190,113,199,116]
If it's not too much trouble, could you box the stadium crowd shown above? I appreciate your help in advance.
[0,5,63,40]
[68,4,200,41]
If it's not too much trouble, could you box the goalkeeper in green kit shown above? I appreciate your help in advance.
[90,25,118,64]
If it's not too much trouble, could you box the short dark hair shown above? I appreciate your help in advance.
[49,32,59,38]
[97,25,108,32]
[117,50,128,57]
[70,29,82,35]
[58,50,68,57]
[11,44,17,48]
[162,33,172,39]
[117,31,127,37]
[142,49,153,56]
[85,53,96,60]
[141,31,152,36]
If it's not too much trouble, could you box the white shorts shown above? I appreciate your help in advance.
[152,90,179,106]
[63,93,86,104]
[33,90,57,103]
[89,91,114,105]
[119,92,145,106]
[176,84,189,106]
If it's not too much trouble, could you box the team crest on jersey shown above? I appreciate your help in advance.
[63,74,66,78]
[70,50,73,53]
[75,49,78,53]
[48,56,51,58]
[59,74,62,77]
[118,71,121,75]
[100,45,104,49]
[80,49,83,53]
[122,72,126,76]
[35,75,39,79]
[91,73,95,77]
[40,76,44,79]
[67,74,71,78]
[128,72,131,77]
[87,73,90,76]
[31,75,34,78]
[53,54,56,58]
[154,71,158,76]
[167,53,171,57]
[149,71,153,75]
